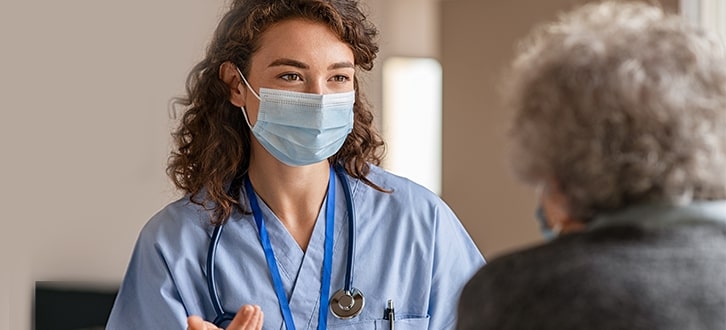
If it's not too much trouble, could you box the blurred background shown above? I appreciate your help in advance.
[1,0,719,328]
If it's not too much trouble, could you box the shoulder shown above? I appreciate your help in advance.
[466,239,570,288]
[460,223,726,329]
[354,165,463,234]
[135,195,213,250]
[361,165,445,205]
[458,235,606,329]
[461,230,645,311]
[466,230,638,287]
[353,165,483,261]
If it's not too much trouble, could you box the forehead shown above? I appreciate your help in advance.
[250,18,354,68]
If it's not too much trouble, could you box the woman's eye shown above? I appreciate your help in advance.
[331,75,350,82]
[280,73,302,81]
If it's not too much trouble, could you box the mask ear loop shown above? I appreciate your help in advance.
[235,66,261,128]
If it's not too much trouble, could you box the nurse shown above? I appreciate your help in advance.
[106,0,485,329]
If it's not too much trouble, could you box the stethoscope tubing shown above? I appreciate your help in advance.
[207,224,236,324]
[335,164,356,292]
[206,165,358,326]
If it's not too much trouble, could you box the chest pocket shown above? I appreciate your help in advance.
[327,316,430,329]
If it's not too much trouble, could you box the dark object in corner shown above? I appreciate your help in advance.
[34,281,118,330]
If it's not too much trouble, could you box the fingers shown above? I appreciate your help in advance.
[227,304,264,330]
[187,315,206,330]
[187,315,222,330]
[250,306,264,329]
[186,305,263,330]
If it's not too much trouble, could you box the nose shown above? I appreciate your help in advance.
[305,79,326,95]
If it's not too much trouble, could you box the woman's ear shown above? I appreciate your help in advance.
[542,180,586,234]
[219,61,246,107]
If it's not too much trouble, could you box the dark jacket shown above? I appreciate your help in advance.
[457,201,726,330]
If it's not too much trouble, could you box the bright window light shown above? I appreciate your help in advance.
[683,0,726,43]
[382,57,442,195]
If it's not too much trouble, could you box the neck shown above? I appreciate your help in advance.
[248,150,331,251]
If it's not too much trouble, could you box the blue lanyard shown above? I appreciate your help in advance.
[244,167,335,330]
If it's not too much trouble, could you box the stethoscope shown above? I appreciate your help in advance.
[206,165,365,327]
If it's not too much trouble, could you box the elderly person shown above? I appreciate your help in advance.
[457,1,726,329]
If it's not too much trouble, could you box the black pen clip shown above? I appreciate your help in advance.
[383,299,395,321]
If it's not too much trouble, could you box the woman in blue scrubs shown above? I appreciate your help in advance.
[106,0,484,329]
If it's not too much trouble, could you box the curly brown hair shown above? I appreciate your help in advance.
[167,0,385,225]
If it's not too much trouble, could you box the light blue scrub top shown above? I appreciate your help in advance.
[107,165,485,329]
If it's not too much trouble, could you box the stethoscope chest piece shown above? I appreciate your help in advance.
[329,288,365,319]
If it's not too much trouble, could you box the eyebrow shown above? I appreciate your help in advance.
[268,58,354,70]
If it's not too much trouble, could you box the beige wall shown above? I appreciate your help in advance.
[440,0,678,259]
[1,1,224,328]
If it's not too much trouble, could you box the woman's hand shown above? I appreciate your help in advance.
[187,305,264,330]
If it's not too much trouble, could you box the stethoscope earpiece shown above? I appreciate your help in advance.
[329,288,365,319]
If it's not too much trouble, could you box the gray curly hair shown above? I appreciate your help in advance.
[507,1,726,221]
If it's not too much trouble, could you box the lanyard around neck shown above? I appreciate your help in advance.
[244,167,335,330]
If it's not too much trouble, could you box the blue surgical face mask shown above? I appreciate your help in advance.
[236,68,355,166]
[535,206,557,241]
